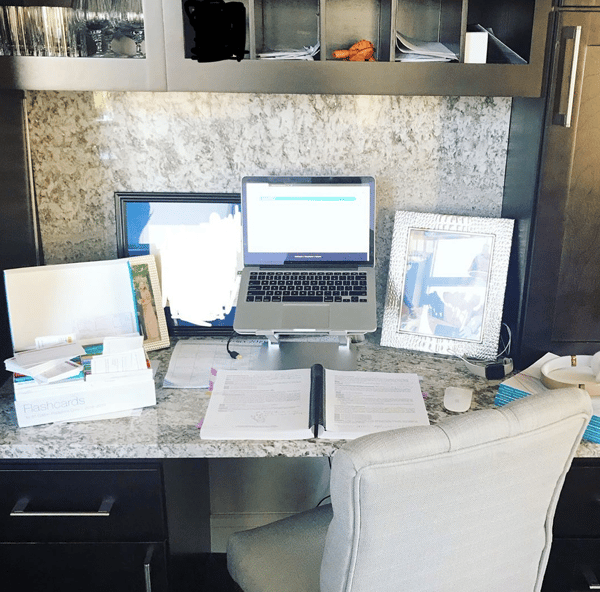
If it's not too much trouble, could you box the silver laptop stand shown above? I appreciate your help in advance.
[255,333,361,371]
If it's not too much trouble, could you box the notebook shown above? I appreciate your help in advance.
[233,175,377,340]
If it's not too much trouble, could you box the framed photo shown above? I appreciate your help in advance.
[127,255,170,351]
[116,192,242,336]
[381,211,514,359]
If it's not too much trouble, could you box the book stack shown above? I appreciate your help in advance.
[2,257,166,427]
[6,335,156,427]
[495,353,600,444]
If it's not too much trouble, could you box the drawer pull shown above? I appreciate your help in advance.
[10,495,115,517]
[144,545,154,592]
[582,565,600,590]
[552,25,582,128]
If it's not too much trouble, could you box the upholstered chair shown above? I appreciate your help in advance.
[227,388,592,592]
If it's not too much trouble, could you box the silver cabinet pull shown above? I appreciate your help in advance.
[143,546,154,592]
[10,495,115,517]
[553,25,582,128]
[582,565,600,590]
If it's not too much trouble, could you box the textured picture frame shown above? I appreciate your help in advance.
[381,211,514,359]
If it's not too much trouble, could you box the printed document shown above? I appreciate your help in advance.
[200,366,429,440]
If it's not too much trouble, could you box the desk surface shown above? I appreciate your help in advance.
[1,334,599,460]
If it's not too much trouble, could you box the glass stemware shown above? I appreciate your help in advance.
[83,0,112,57]
[0,7,13,56]
[116,0,145,58]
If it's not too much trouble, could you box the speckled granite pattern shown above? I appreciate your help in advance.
[25,91,512,323]
[0,335,597,459]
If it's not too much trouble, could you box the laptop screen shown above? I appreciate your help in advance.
[242,176,375,266]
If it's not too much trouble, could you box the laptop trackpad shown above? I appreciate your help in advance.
[282,305,330,329]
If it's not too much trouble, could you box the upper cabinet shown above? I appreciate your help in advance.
[0,0,167,90]
[166,0,554,95]
[0,0,554,95]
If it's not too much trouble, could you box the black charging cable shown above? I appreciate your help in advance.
[226,331,242,359]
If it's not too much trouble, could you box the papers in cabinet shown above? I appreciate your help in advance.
[395,32,456,62]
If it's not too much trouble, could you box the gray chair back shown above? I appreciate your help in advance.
[320,388,592,592]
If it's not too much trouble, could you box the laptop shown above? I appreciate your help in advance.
[233,175,377,340]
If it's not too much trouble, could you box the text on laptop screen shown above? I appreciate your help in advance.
[243,178,374,265]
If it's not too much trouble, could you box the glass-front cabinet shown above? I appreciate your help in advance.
[0,0,166,90]
[0,0,553,95]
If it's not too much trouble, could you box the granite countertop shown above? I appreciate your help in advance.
[0,334,598,460]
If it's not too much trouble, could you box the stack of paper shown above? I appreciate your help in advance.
[3,258,163,427]
[9,335,156,427]
[5,342,85,384]
[495,353,600,444]
[258,43,319,60]
[395,32,456,62]
[163,340,261,389]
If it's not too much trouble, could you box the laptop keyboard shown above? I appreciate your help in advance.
[246,271,368,303]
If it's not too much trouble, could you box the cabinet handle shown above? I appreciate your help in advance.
[144,545,154,592]
[10,495,115,517]
[552,25,582,128]
[581,565,600,590]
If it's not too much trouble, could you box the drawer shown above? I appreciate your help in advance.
[542,539,600,592]
[0,542,168,592]
[553,461,600,538]
[0,464,166,542]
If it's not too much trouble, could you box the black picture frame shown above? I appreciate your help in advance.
[115,192,242,336]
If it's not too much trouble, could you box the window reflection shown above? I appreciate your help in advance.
[399,229,493,342]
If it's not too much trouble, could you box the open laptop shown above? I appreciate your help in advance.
[233,175,377,341]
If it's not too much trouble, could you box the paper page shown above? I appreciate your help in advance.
[32,360,83,384]
[323,370,429,439]
[163,341,262,388]
[395,31,456,60]
[258,44,319,60]
[501,352,557,395]
[102,334,144,354]
[200,368,314,440]
[91,347,148,374]
[11,343,85,369]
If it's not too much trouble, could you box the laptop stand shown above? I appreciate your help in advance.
[255,334,360,371]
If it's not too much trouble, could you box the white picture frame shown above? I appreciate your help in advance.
[381,211,514,360]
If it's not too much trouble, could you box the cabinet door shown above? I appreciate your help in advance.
[519,10,600,366]
[0,466,166,542]
[552,461,600,538]
[0,542,168,592]
[0,0,167,90]
[542,540,600,592]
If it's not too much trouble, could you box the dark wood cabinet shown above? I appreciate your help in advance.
[168,0,553,96]
[0,543,168,592]
[504,6,600,369]
[0,0,553,96]
[0,91,39,384]
[0,461,168,592]
[542,459,600,592]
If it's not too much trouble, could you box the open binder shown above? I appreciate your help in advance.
[200,364,429,440]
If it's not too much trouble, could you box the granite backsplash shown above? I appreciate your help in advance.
[25,91,512,318]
